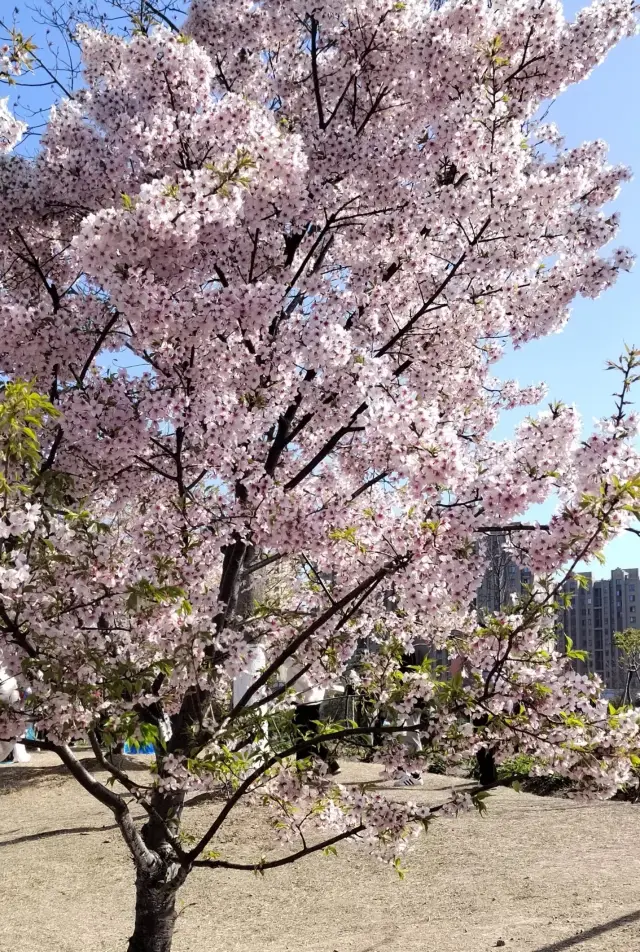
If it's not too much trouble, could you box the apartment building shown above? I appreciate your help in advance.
[417,532,533,669]
[475,532,534,613]
[558,568,639,690]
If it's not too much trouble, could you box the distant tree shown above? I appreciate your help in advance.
[615,628,640,706]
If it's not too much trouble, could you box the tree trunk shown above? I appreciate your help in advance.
[127,872,179,952]
[623,669,633,707]
[127,790,186,952]
[476,746,497,787]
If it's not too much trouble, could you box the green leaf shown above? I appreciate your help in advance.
[203,849,221,861]
[472,789,491,815]
[393,857,407,880]
[162,183,180,199]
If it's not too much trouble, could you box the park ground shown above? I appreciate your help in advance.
[1,753,639,952]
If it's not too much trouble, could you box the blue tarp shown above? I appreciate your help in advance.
[123,742,155,754]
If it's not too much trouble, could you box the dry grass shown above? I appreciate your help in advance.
[1,751,640,952]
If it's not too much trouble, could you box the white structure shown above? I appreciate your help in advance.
[0,667,30,763]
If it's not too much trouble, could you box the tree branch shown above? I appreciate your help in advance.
[76,313,120,386]
[226,559,402,723]
[194,823,365,871]
[375,217,491,358]
[186,722,416,863]
[284,403,367,490]
[475,523,549,533]
[35,739,158,871]
[309,15,326,130]
[350,471,389,501]
[87,730,189,863]
[142,1,181,33]
[12,229,61,312]
[241,552,285,577]
[265,370,316,476]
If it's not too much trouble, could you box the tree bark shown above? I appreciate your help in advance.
[127,790,187,952]
[476,746,497,787]
[126,552,269,952]
[623,669,633,706]
[127,872,179,952]
[473,714,497,786]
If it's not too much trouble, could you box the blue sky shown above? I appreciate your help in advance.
[4,0,640,576]
[494,0,640,575]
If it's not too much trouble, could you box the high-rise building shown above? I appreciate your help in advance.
[558,568,639,690]
[413,533,533,670]
[475,532,533,614]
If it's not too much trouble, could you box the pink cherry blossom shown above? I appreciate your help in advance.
[1,3,640,948]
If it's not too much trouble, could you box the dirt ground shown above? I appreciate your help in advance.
[1,752,640,952]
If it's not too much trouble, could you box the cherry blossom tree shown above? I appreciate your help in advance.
[1,2,640,950]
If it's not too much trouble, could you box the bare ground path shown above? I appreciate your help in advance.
[1,752,639,952]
